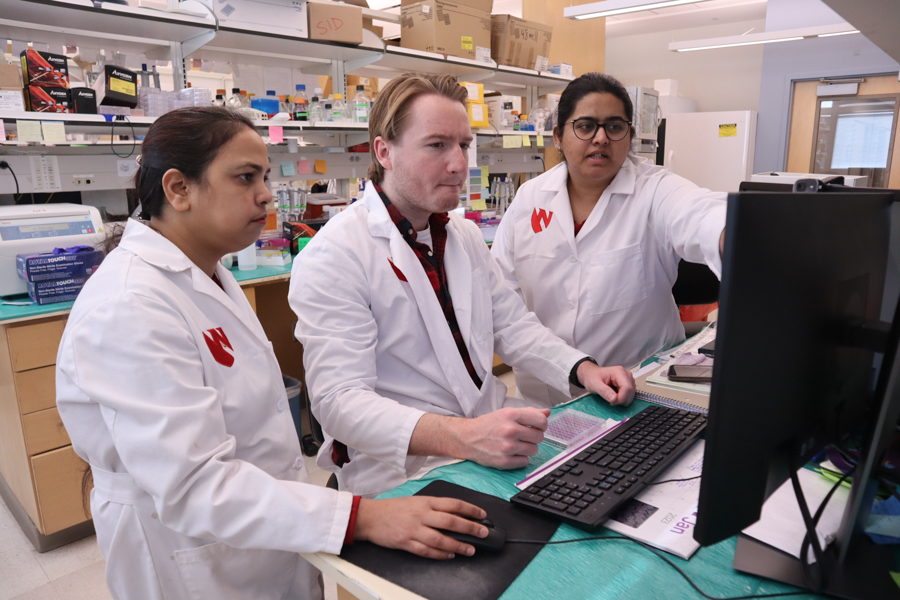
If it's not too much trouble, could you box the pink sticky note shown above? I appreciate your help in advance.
[269,126,283,144]
[297,159,311,174]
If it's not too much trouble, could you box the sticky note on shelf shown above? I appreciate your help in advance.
[281,161,296,177]
[536,135,544,147]
[16,120,42,143]
[522,134,531,147]
[471,199,487,211]
[269,125,284,144]
[502,135,522,149]
[314,159,327,174]
[481,166,489,186]
[297,159,311,174]
[41,121,66,144]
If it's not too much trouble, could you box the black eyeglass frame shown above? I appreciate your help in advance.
[567,118,633,142]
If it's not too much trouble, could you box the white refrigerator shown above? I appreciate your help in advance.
[662,110,757,193]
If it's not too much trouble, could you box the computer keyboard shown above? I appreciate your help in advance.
[511,405,707,531]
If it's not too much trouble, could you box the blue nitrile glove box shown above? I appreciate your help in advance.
[17,249,104,282]
[27,277,88,305]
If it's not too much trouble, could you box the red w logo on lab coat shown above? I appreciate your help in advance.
[203,327,235,367]
[531,208,553,233]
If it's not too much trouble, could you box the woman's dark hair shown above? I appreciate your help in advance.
[102,107,255,252]
[553,73,635,144]
[136,106,256,219]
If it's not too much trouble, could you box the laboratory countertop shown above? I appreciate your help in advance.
[0,264,294,325]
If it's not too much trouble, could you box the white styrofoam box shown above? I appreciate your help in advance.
[654,78,679,97]
[214,0,308,39]
[485,95,522,129]
[749,172,869,187]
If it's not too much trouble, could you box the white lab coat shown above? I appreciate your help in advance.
[56,220,352,600]
[289,186,585,497]
[491,157,726,407]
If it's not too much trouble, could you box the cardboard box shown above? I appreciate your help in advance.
[0,89,26,112]
[214,0,308,39]
[401,0,492,10]
[0,63,23,88]
[71,88,98,114]
[401,0,491,61]
[27,277,88,305]
[467,101,488,127]
[491,15,552,71]
[17,250,104,282]
[92,65,138,108]
[460,81,483,103]
[25,85,72,113]
[308,3,363,45]
[20,49,69,88]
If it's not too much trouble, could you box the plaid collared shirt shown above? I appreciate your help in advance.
[375,183,484,389]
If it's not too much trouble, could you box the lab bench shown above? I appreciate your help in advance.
[0,264,299,553]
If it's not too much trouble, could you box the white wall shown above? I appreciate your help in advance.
[605,19,766,113]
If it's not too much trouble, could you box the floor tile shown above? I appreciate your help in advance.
[9,583,61,600]
[49,561,111,600]
[33,535,103,582]
[0,497,51,600]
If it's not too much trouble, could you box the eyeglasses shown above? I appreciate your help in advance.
[568,118,632,142]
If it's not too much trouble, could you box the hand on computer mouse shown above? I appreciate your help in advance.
[353,496,490,559]
[439,516,507,552]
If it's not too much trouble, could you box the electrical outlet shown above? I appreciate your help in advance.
[72,175,95,187]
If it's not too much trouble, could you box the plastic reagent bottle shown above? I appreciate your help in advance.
[293,84,308,121]
[352,85,370,123]
[278,95,291,116]
[332,94,346,122]
[323,101,334,122]
[213,94,224,107]
[227,88,243,109]
[308,97,323,123]
[240,90,250,108]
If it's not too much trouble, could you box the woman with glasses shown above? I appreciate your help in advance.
[491,73,726,408]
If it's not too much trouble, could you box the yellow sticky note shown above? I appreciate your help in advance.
[481,165,489,178]
[16,120,42,142]
[522,134,531,146]
[471,199,487,211]
[719,123,737,137]
[41,121,66,144]
[502,135,522,149]
[461,36,473,50]
[481,176,489,186]
[314,159,327,174]
[536,135,545,147]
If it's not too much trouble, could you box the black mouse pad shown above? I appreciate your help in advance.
[339,480,560,600]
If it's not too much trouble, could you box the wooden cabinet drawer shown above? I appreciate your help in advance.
[32,445,91,535]
[8,318,66,372]
[15,366,56,414]
[23,408,70,456]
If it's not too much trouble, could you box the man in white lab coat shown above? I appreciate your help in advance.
[290,73,634,497]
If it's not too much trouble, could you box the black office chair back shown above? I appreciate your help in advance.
[672,259,719,306]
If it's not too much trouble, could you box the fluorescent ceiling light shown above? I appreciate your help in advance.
[818,30,860,38]
[564,0,713,21]
[669,23,859,52]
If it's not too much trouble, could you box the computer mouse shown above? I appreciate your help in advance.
[440,517,506,552]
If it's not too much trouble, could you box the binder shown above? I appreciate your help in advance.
[634,360,710,413]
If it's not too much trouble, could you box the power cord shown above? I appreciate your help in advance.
[504,534,808,600]
[647,475,701,485]
[110,116,137,158]
[0,160,19,196]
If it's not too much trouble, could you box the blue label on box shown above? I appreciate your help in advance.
[17,250,104,282]
[27,277,88,305]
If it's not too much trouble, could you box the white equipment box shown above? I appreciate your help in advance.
[0,203,104,297]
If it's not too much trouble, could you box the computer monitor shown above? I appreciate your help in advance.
[694,189,900,598]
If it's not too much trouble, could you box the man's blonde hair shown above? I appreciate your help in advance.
[367,72,468,183]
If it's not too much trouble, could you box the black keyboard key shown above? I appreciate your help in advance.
[539,490,551,498]
[542,499,567,511]
[563,497,576,505]
[575,500,589,509]
[570,468,583,476]
[565,460,578,468]
[586,454,603,465]
[588,479,601,487]
[566,482,578,490]
[570,491,583,499]
[606,476,618,484]
[613,472,625,479]
[550,493,564,501]
[575,452,592,462]
[599,482,612,490]
[635,470,645,476]
[566,507,582,515]
[621,463,637,473]
[623,481,632,488]
[584,494,598,503]
[532,477,553,489]
[598,455,615,467]
[554,478,567,486]
[578,486,592,494]
[552,470,565,477]
[520,493,543,503]
[628,477,638,483]
[610,461,624,469]
[614,487,626,494]
[546,485,559,492]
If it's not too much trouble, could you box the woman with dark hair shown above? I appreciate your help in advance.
[56,107,494,600]
[492,73,726,408]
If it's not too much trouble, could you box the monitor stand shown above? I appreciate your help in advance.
[734,533,900,599]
